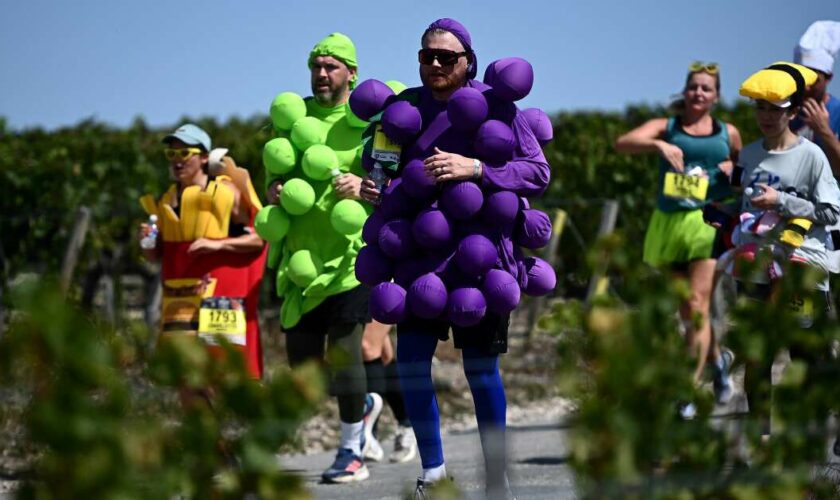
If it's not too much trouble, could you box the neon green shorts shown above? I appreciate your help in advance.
[643,208,715,267]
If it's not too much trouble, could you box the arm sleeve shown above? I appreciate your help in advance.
[777,151,840,225]
[777,193,840,225]
[480,112,551,196]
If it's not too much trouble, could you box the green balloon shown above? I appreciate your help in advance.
[280,178,316,215]
[270,92,307,131]
[254,205,290,242]
[302,144,339,181]
[385,80,408,95]
[344,101,368,128]
[263,137,298,175]
[287,249,323,287]
[330,199,368,235]
[290,116,326,151]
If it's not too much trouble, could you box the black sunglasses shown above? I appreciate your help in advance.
[418,48,469,66]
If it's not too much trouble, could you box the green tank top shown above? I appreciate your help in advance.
[656,116,731,212]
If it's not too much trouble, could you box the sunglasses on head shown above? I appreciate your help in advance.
[689,61,719,74]
[418,48,469,66]
[164,147,204,161]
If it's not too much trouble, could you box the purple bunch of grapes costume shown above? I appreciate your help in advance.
[348,17,554,488]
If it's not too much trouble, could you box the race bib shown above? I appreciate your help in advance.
[198,296,246,346]
[371,124,401,164]
[663,172,709,201]
[788,294,814,328]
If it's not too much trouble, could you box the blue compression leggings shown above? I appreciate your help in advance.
[396,330,507,469]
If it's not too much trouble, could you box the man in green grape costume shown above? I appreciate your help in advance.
[255,33,406,483]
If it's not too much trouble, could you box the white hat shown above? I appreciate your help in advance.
[794,20,840,75]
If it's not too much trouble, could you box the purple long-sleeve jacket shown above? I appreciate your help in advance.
[396,80,551,280]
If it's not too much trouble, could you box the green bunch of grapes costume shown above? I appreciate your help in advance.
[255,33,403,329]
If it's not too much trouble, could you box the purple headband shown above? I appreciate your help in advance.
[424,18,477,80]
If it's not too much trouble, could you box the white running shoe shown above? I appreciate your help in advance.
[390,425,417,463]
[362,393,384,462]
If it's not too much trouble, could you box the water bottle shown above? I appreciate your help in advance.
[140,214,159,250]
[744,186,763,198]
[370,163,387,204]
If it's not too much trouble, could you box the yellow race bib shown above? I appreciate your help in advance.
[198,296,246,346]
[662,172,709,201]
[371,124,401,164]
[789,294,814,328]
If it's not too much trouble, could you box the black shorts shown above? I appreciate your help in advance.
[397,312,511,354]
[284,285,371,334]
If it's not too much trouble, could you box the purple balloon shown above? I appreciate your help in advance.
[455,234,498,277]
[370,282,408,324]
[520,257,556,296]
[490,58,534,102]
[440,181,484,221]
[412,208,453,250]
[522,108,553,146]
[482,269,520,314]
[482,191,520,229]
[447,87,489,132]
[381,179,420,221]
[349,79,395,121]
[378,219,416,259]
[408,272,449,319]
[475,120,516,164]
[355,245,393,286]
[401,158,437,200]
[483,61,499,87]
[447,287,487,327]
[382,101,423,145]
[515,209,552,249]
[362,210,386,245]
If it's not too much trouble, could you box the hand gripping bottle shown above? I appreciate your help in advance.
[140,214,159,250]
[370,163,387,205]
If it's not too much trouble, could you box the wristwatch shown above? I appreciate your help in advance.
[472,158,482,179]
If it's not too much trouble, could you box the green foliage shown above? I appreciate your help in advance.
[547,235,840,498]
[0,280,323,499]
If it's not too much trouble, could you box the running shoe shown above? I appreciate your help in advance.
[362,393,384,462]
[321,448,369,483]
[412,477,458,499]
[414,478,431,500]
[390,425,418,463]
[713,348,735,405]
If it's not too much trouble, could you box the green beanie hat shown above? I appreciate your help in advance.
[308,32,359,89]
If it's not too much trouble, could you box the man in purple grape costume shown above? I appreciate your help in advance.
[358,18,552,498]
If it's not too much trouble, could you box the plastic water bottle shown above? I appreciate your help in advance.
[140,214,159,250]
[744,186,763,198]
[371,163,387,204]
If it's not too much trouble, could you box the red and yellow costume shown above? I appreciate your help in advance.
[140,157,266,378]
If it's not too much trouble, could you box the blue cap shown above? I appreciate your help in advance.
[162,123,212,151]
